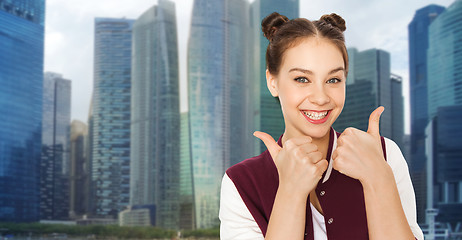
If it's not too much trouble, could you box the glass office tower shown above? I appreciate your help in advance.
[408,4,445,223]
[427,0,462,118]
[41,72,72,220]
[91,18,134,218]
[188,0,250,229]
[130,0,180,229]
[0,0,45,222]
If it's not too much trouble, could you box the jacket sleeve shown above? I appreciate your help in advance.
[384,138,424,240]
[219,173,264,240]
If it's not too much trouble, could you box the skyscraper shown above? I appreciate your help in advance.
[130,0,180,229]
[425,0,462,227]
[333,48,394,139]
[87,98,95,216]
[0,0,45,222]
[41,72,72,220]
[426,105,462,227]
[179,112,194,230]
[427,0,462,118]
[390,74,404,150]
[408,4,445,223]
[188,0,251,228]
[70,120,88,219]
[253,0,299,153]
[91,17,134,218]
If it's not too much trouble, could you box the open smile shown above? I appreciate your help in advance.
[301,110,331,124]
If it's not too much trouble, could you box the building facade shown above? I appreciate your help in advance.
[130,0,180,229]
[408,4,446,223]
[390,74,404,150]
[0,0,45,222]
[179,112,194,230]
[91,17,134,218]
[426,105,462,227]
[427,1,462,119]
[187,0,251,228]
[333,48,394,140]
[41,72,72,220]
[119,205,155,227]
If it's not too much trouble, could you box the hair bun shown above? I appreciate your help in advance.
[261,12,289,41]
[320,13,346,32]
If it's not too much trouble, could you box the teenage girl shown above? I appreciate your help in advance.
[220,12,423,240]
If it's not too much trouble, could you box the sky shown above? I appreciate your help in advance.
[44,0,456,134]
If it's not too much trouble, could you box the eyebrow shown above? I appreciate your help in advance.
[289,67,345,75]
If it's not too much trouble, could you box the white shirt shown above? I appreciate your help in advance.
[219,136,424,240]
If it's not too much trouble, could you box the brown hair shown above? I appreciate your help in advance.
[262,12,348,76]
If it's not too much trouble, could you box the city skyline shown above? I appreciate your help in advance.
[45,0,455,135]
[0,0,460,232]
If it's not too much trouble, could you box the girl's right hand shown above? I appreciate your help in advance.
[254,131,329,197]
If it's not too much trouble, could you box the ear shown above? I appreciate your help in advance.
[266,69,279,97]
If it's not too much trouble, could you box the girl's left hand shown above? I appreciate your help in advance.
[332,106,394,184]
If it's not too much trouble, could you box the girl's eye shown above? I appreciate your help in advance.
[295,77,309,83]
[327,78,341,84]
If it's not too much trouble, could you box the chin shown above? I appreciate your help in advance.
[297,124,332,140]
[306,128,331,139]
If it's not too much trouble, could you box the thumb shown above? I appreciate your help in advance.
[253,131,281,160]
[367,106,384,136]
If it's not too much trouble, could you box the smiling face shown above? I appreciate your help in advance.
[266,37,346,140]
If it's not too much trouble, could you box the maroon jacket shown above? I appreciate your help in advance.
[226,129,387,240]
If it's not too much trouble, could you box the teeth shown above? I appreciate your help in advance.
[303,111,328,120]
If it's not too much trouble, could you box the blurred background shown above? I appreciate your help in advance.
[0,0,461,239]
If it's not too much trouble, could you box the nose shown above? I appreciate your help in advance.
[308,84,330,106]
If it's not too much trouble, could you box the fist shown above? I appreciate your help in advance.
[332,107,392,183]
[254,132,329,196]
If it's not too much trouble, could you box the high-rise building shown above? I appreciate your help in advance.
[252,0,299,153]
[391,74,404,150]
[130,0,180,229]
[0,0,45,222]
[188,0,251,228]
[179,112,194,230]
[40,72,72,220]
[87,98,95,216]
[427,1,462,118]
[91,17,134,218]
[425,0,462,227]
[426,105,462,227]
[333,48,394,139]
[408,4,445,223]
[70,120,88,219]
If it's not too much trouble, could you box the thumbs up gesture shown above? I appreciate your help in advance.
[332,107,393,183]
[254,131,329,197]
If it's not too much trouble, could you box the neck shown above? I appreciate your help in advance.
[281,128,331,160]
